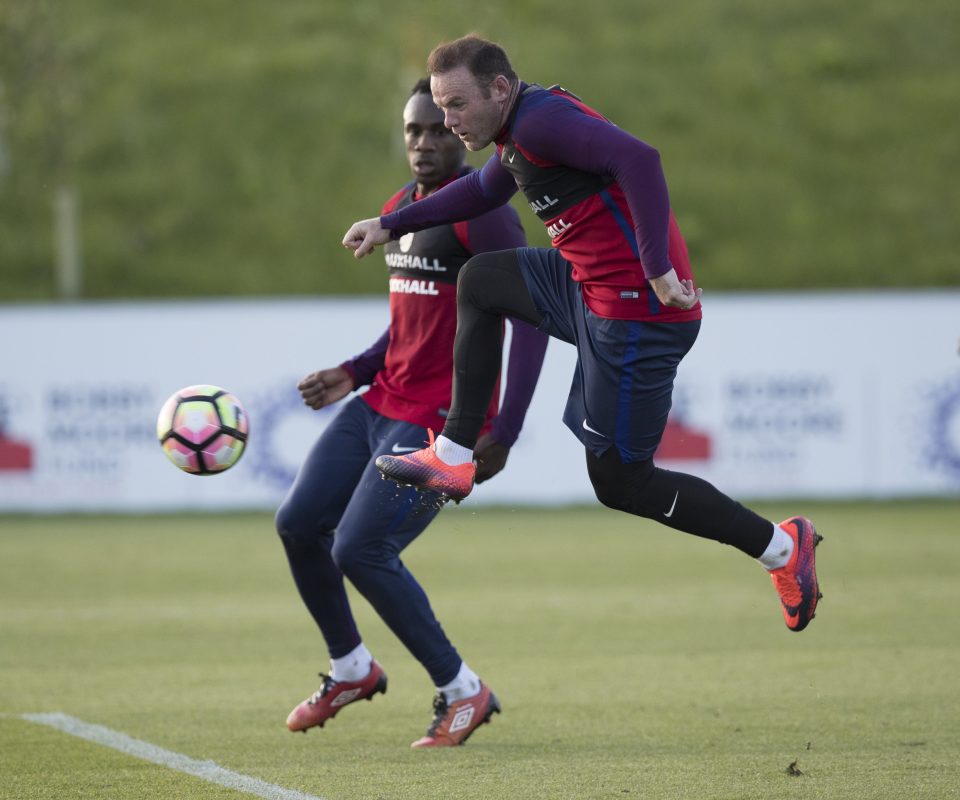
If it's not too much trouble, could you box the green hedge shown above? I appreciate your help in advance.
[2,0,957,300]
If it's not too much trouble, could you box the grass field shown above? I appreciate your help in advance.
[1,501,958,799]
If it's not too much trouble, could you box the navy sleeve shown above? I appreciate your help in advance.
[514,99,673,278]
[340,327,389,388]
[380,155,517,235]
[491,319,548,447]
[464,203,527,253]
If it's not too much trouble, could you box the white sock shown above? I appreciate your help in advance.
[330,642,373,682]
[433,435,473,466]
[437,661,481,702]
[757,523,795,571]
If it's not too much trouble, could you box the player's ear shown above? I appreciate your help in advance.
[490,75,512,101]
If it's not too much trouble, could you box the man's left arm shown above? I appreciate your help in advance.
[515,103,700,308]
[516,102,672,277]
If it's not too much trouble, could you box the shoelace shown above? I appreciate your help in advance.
[409,430,436,463]
[307,672,338,705]
[424,692,449,737]
[771,570,802,605]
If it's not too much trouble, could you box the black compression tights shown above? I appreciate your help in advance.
[586,446,774,557]
[446,249,774,557]
[442,249,543,447]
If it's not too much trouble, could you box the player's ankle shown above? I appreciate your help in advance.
[434,435,473,466]
[757,523,794,571]
[330,642,373,682]
[436,661,482,702]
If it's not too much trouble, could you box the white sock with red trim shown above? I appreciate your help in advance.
[330,642,373,682]
[757,523,795,571]
[433,435,473,466]
[437,661,481,702]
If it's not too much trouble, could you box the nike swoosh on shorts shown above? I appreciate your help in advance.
[391,444,420,453]
[582,419,604,437]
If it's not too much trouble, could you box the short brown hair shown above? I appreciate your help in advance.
[427,34,517,91]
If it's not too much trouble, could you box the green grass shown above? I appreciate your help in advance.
[2,501,959,799]
[1,0,958,300]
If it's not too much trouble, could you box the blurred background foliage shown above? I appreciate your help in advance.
[0,0,957,300]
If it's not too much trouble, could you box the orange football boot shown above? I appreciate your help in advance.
[375,429,476,503]
[769,516,823,632]
[410,682,501,748]
[286,661,387,732]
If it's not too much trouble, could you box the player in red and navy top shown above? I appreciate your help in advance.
[344,37,822,645]
[277,79,547,748]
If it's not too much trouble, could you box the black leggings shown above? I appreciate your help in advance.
[586,447,773,557]
[443,249,543,447]
[445,249,773,557]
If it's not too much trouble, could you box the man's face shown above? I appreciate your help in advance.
[404,91,464,192]
[431,65,512,151]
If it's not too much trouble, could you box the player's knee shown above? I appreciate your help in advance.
[591,475,632,512]
[329,538,350,572]
[332,536,398,585]
[457,250,514,310]
[456,254,487,307]
[274,501,295,541]
[587,450,656,515]
[274,500,321,545]
[588,455,631,511]
[330,543,376,586]
[329,536,365,579]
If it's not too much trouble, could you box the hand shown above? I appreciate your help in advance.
[342,217,393,259]
[297,367,354,410]
[648,268,702,310]
[473,433,510,484]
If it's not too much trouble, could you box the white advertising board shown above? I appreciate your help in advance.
[1,292,959,512]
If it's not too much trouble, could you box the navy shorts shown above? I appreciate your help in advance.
[516,247,700,462]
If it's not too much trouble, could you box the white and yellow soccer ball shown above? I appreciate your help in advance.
[156,385,249,475]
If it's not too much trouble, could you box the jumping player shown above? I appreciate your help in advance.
[277,79,547,748]
[343,36,822,636]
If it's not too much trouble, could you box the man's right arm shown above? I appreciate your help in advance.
[381,156,516,234]
[343,156,517,258]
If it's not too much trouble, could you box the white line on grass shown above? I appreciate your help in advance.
[21,712,325,800]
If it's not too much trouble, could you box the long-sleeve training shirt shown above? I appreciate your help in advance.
[381,83,702,323]
[343,167,548,444]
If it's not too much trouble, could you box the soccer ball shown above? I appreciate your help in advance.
[156,385,249,475]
